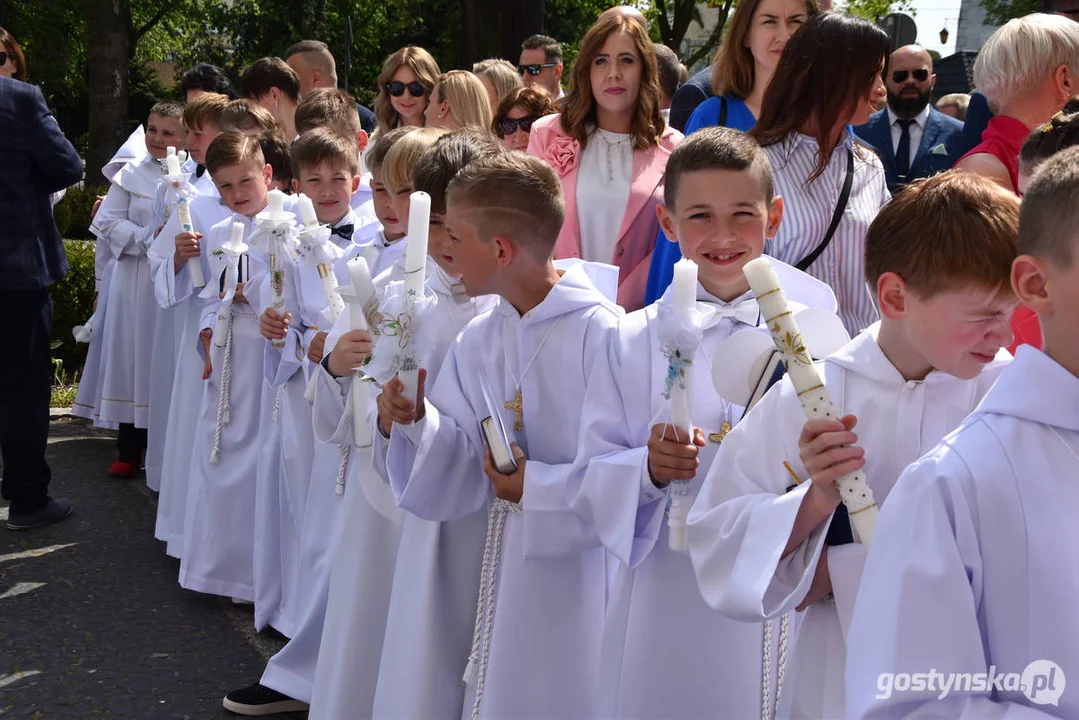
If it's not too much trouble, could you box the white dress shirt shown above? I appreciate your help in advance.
[887,103,930,167]
[576,128,632,265]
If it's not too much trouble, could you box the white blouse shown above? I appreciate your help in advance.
[576,128,633,264]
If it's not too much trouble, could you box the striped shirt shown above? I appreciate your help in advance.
[763,132,890,334]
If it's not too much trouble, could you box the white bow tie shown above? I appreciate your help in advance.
[698,298,760,329]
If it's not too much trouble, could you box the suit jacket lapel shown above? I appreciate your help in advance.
[615,142,669,244]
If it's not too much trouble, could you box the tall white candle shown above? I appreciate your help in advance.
[214,221,248,347]
[399,191,431,403]
[344,257,377,449]
[669,258,698,434]
[167,154,204,288]
[742,256,878,547]
[297,193,319,229]
[166,153,181,177]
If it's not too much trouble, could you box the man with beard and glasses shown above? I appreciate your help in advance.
[855,45,964,193]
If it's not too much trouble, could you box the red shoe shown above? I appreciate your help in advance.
[108,459,139,479]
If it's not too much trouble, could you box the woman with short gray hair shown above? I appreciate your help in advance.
[955,12,1079,194]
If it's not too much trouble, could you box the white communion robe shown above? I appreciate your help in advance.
[386,262,622,720]
[177,213,271,601]
[571,262,837,720]
[74,154,164,429]
[846,346,1079,719]
[149,174,231,556]
[252,211,373,636]
[145,156,199,492]
[279,262,488,717]
[71,233,117,428]
[685,324,1009,720]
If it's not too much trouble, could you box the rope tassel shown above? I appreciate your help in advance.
[210,310,234,465]
[335,444,350,496]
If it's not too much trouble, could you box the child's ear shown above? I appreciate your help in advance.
[291,177,300,195]
[1012,255,1051,315]
[766,196,784,238]
[351,175,362,195]
[493,234,515,266]
[656,204,678,243]
[356,130,370,153]
[263,163,274,185]
[876,272,909,320]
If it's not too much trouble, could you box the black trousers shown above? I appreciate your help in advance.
[117,423,147,463]
[0,288,53,515]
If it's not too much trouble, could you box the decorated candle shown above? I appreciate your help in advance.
[668,258,698,434]
[298,193,319,229]
[399,191,431,403]
[166,152,181,177]
[343,256,377,449]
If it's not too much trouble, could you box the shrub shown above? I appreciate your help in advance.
[49,239,96,373]
[53,184,106,240]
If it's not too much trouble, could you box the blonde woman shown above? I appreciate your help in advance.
[373,46,441,131]
[424,70,494,132]
[472,58,523,112]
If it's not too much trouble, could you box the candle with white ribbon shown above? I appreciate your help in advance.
[166,148,205,288]
[213,221,248,347]
[666,258,698,552]
[266,189,288,349]
[399,191,430,404]
[742,256,878,547]
[337,257,377,450]
[296,193,345,321]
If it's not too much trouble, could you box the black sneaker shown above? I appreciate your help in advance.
[222,683,308,716]
[6,498,74,531]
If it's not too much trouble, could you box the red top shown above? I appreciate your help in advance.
[1008,306,1043,355]
[957,115,1030,192]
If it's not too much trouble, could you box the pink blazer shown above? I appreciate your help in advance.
[528,114,682,312]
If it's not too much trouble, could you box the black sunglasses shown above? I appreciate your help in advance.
[518,63,557,76]
[891,69,929,84]
[497,115,539,136]
[386,81,426,98]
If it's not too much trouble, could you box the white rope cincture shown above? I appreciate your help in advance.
[334,444,350,496]
[210,309,234,465]
[272,384,282,424]
[761,612,792,720]
[464,498,520,720]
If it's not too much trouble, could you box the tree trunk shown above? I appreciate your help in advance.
[85,0,132,183]
[502,0,544,62]
[460,0,503,66]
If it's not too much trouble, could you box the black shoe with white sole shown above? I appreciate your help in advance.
[222,683,308,716]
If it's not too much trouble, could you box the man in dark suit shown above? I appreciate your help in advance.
[667,65,713,133]
[285,40,376,134]
[854,45,965,194]
[0,75,82,530]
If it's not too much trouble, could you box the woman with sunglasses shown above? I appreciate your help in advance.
[644,0,820,303]
[0,27,27,81]
[423,70,493,132]
[753,12,889,335]
[373,46,440,132]
[955,14,1079,195]
[528,12,680,311]
[494,86,556,151]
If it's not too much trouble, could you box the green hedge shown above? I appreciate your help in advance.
[50,239,96,374]
[53,184,106,241]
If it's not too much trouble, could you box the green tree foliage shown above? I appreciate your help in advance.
[980,0,1039,26]
[50,240,97,372]
[841,0,914,22]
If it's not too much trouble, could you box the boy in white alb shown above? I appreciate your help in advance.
[178,133,294,601]
[147,94,231,557]
[846,148,1079,719]
[382,152,622,720]
[74,102,184,478]
[686,171,1021,719]
[571,128,838,720]
[249,129,367,637]
[222,126,444,717]
[305,130,503,720]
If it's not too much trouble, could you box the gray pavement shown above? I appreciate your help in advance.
[0,418,304,718]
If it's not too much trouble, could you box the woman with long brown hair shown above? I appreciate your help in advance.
[645,0,820,303]
[372,46,440,132]
[754,12,889,334]
[528,12,681,311]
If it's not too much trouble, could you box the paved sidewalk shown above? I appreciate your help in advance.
[0,418,299,718]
